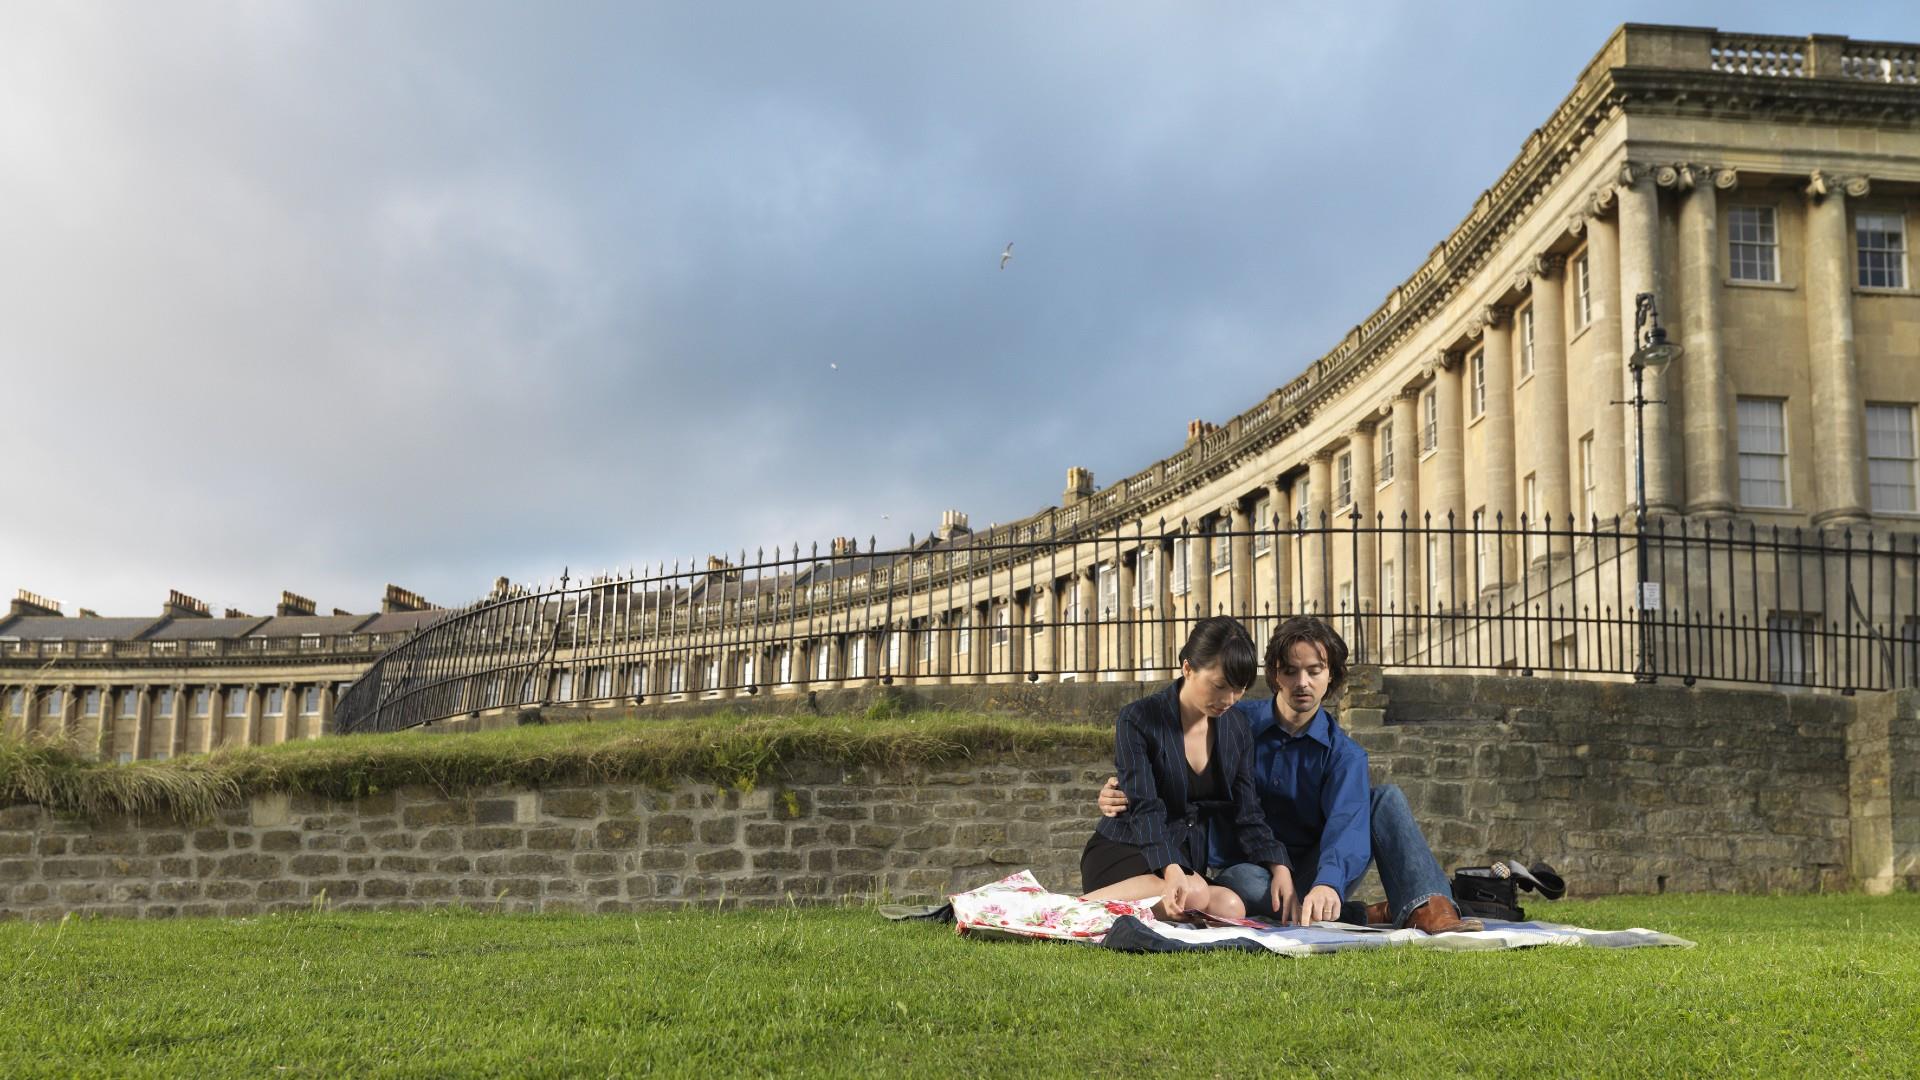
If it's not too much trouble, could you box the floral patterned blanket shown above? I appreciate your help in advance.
[945,870,1695,953]
[948,870,1156,942]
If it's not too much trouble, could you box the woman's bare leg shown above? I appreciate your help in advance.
[1199,885,1246,919]
[1081,874,1167,903]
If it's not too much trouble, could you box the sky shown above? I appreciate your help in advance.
[3,1,1914,618]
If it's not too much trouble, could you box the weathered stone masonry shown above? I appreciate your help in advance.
[3,676,1917,920]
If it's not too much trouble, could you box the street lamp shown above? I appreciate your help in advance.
[1628,292,1681,683]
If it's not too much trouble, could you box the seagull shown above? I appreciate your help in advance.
[830,362,838,371]
[999,242,1013,270]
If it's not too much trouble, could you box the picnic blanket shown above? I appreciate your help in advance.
[940,871,1693,953]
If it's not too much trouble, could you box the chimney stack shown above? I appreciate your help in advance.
[277,591,317,617]
[1063,467,1095,505]
[223,608,250,619]
[164,590,210,618]
[10,590,61,618]
[938,510,970,541]
[1185,419,1219,444]
[382,584,431,613]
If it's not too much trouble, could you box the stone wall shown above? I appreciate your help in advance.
[3,676,1916,920]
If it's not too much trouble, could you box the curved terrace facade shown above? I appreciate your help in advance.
[10,24,1920,750]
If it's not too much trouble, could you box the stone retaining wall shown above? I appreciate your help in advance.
[2,676,1916,920]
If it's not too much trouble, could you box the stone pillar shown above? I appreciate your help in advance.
[1009,595,1028,678]
[1155,535,1177,670]
[934,613,952,681]
[242,683,264,748]
[55,686,79,744]
[1617,162,1676,515]
[1305,451,1333,613]
[1478,304,1519,581]
[318,683,337,738]
[1430,354,1468,608]
[1677,165,1736,515]
[1522,254,1575,552]
[3,686,26,740]
[1268,481,1294,620]
[969,601,989,684]
[1804,170,1871,525]
[158,684,185,758]
[122,687,149,761]
[1077,568,1099,680]
[1581,198,1627,524]
[1117,553,1137,676]
[1229,500,1254,619]
[1348,424,1379,659]
[1188,516,1213,618]
[1387,394,1422,608]
[76,685,105,757]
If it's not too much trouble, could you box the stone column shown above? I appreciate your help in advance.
[1306,451,1333,613]
[318,683,337,738]
[1155,535,1177,670]
[1430,354,1468,609]
[1188,516,1212,618]
[1268,480,1294,620]
[1676,165,1736,515]
[1616,163,1676,515]
[969,601,989,684]
[1077,568,1099,680]
[1521,254,1574,551]
[1580,195,1627,524]
[1117,553,1137,676]
[1348,424,1379,658]
[1229,500,1254,619]
[77,685,106,757]
[1477,304,1519,581]
[1009,595,1029,679]
[158,684,185,758]
[55,686,79,744]
[1804,170,1870,525]
[1388,393,1422,607]
[242,683,264,748]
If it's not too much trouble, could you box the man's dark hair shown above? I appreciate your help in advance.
[1178,616,1259,691]
[1265,615,1349,700]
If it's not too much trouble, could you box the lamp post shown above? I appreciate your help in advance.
[1628,292,1681,683]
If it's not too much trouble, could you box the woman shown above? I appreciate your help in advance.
[1080,616,1292,920]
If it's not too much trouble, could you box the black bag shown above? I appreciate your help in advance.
[1450,860,1566,922]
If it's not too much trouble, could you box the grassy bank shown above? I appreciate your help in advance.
[0,894,1915,1077]
[0,709,1110,823]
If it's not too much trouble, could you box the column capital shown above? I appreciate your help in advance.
[1512,252,1566,293]
[1309,446,1336,464]
[1806,169,1869,202]
[1393,383,1424,403]
[1347,419,1377,440]
[1375,396,1396,418]
[1671,162,1737,193]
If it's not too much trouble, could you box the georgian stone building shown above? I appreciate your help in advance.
[12,25,1920,746]
[0,587,441,759]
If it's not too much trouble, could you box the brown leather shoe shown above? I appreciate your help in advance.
[1405,896,1484,934]
[1364,900,1393,927]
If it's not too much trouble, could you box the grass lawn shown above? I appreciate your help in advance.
[2,894,1915,1078]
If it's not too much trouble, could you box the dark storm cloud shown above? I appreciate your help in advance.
[2,1,1911,615]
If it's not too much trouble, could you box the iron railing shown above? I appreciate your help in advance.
[335,514,1920,734]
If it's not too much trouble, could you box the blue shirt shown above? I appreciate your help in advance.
[1207,701,1372,896]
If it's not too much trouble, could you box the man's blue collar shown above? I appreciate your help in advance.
[1246,700,1334,746]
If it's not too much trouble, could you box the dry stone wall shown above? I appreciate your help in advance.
[2,677,1916,920]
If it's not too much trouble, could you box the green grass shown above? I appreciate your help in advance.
[1,894,1915,1077]
[0,707,1108,823]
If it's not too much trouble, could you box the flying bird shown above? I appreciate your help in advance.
[830,362,838,371]
[999,242,1014,270]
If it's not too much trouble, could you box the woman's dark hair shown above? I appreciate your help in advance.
[1178,616,1259,690]
[1265,616,1350,701]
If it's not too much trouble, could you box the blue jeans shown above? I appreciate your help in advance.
[1212,784,1453,927]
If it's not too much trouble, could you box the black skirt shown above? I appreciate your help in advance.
[1080,833,1156,894]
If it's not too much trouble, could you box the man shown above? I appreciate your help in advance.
[1100,615,1481,933]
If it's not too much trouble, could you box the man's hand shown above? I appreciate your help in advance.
[1298,884,1343,925]
[1097,777,1130,818]
[1267,864,1297,924]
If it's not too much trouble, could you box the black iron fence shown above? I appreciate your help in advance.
[335,514,1920,734]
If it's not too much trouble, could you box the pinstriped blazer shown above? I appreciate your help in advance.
[1092,680,1291,874]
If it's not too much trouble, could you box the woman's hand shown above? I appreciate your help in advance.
[1097,777,1129,818]
[1268,864,1297,924]
[1159,865,1208,918]
[1298,884,1343,925]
